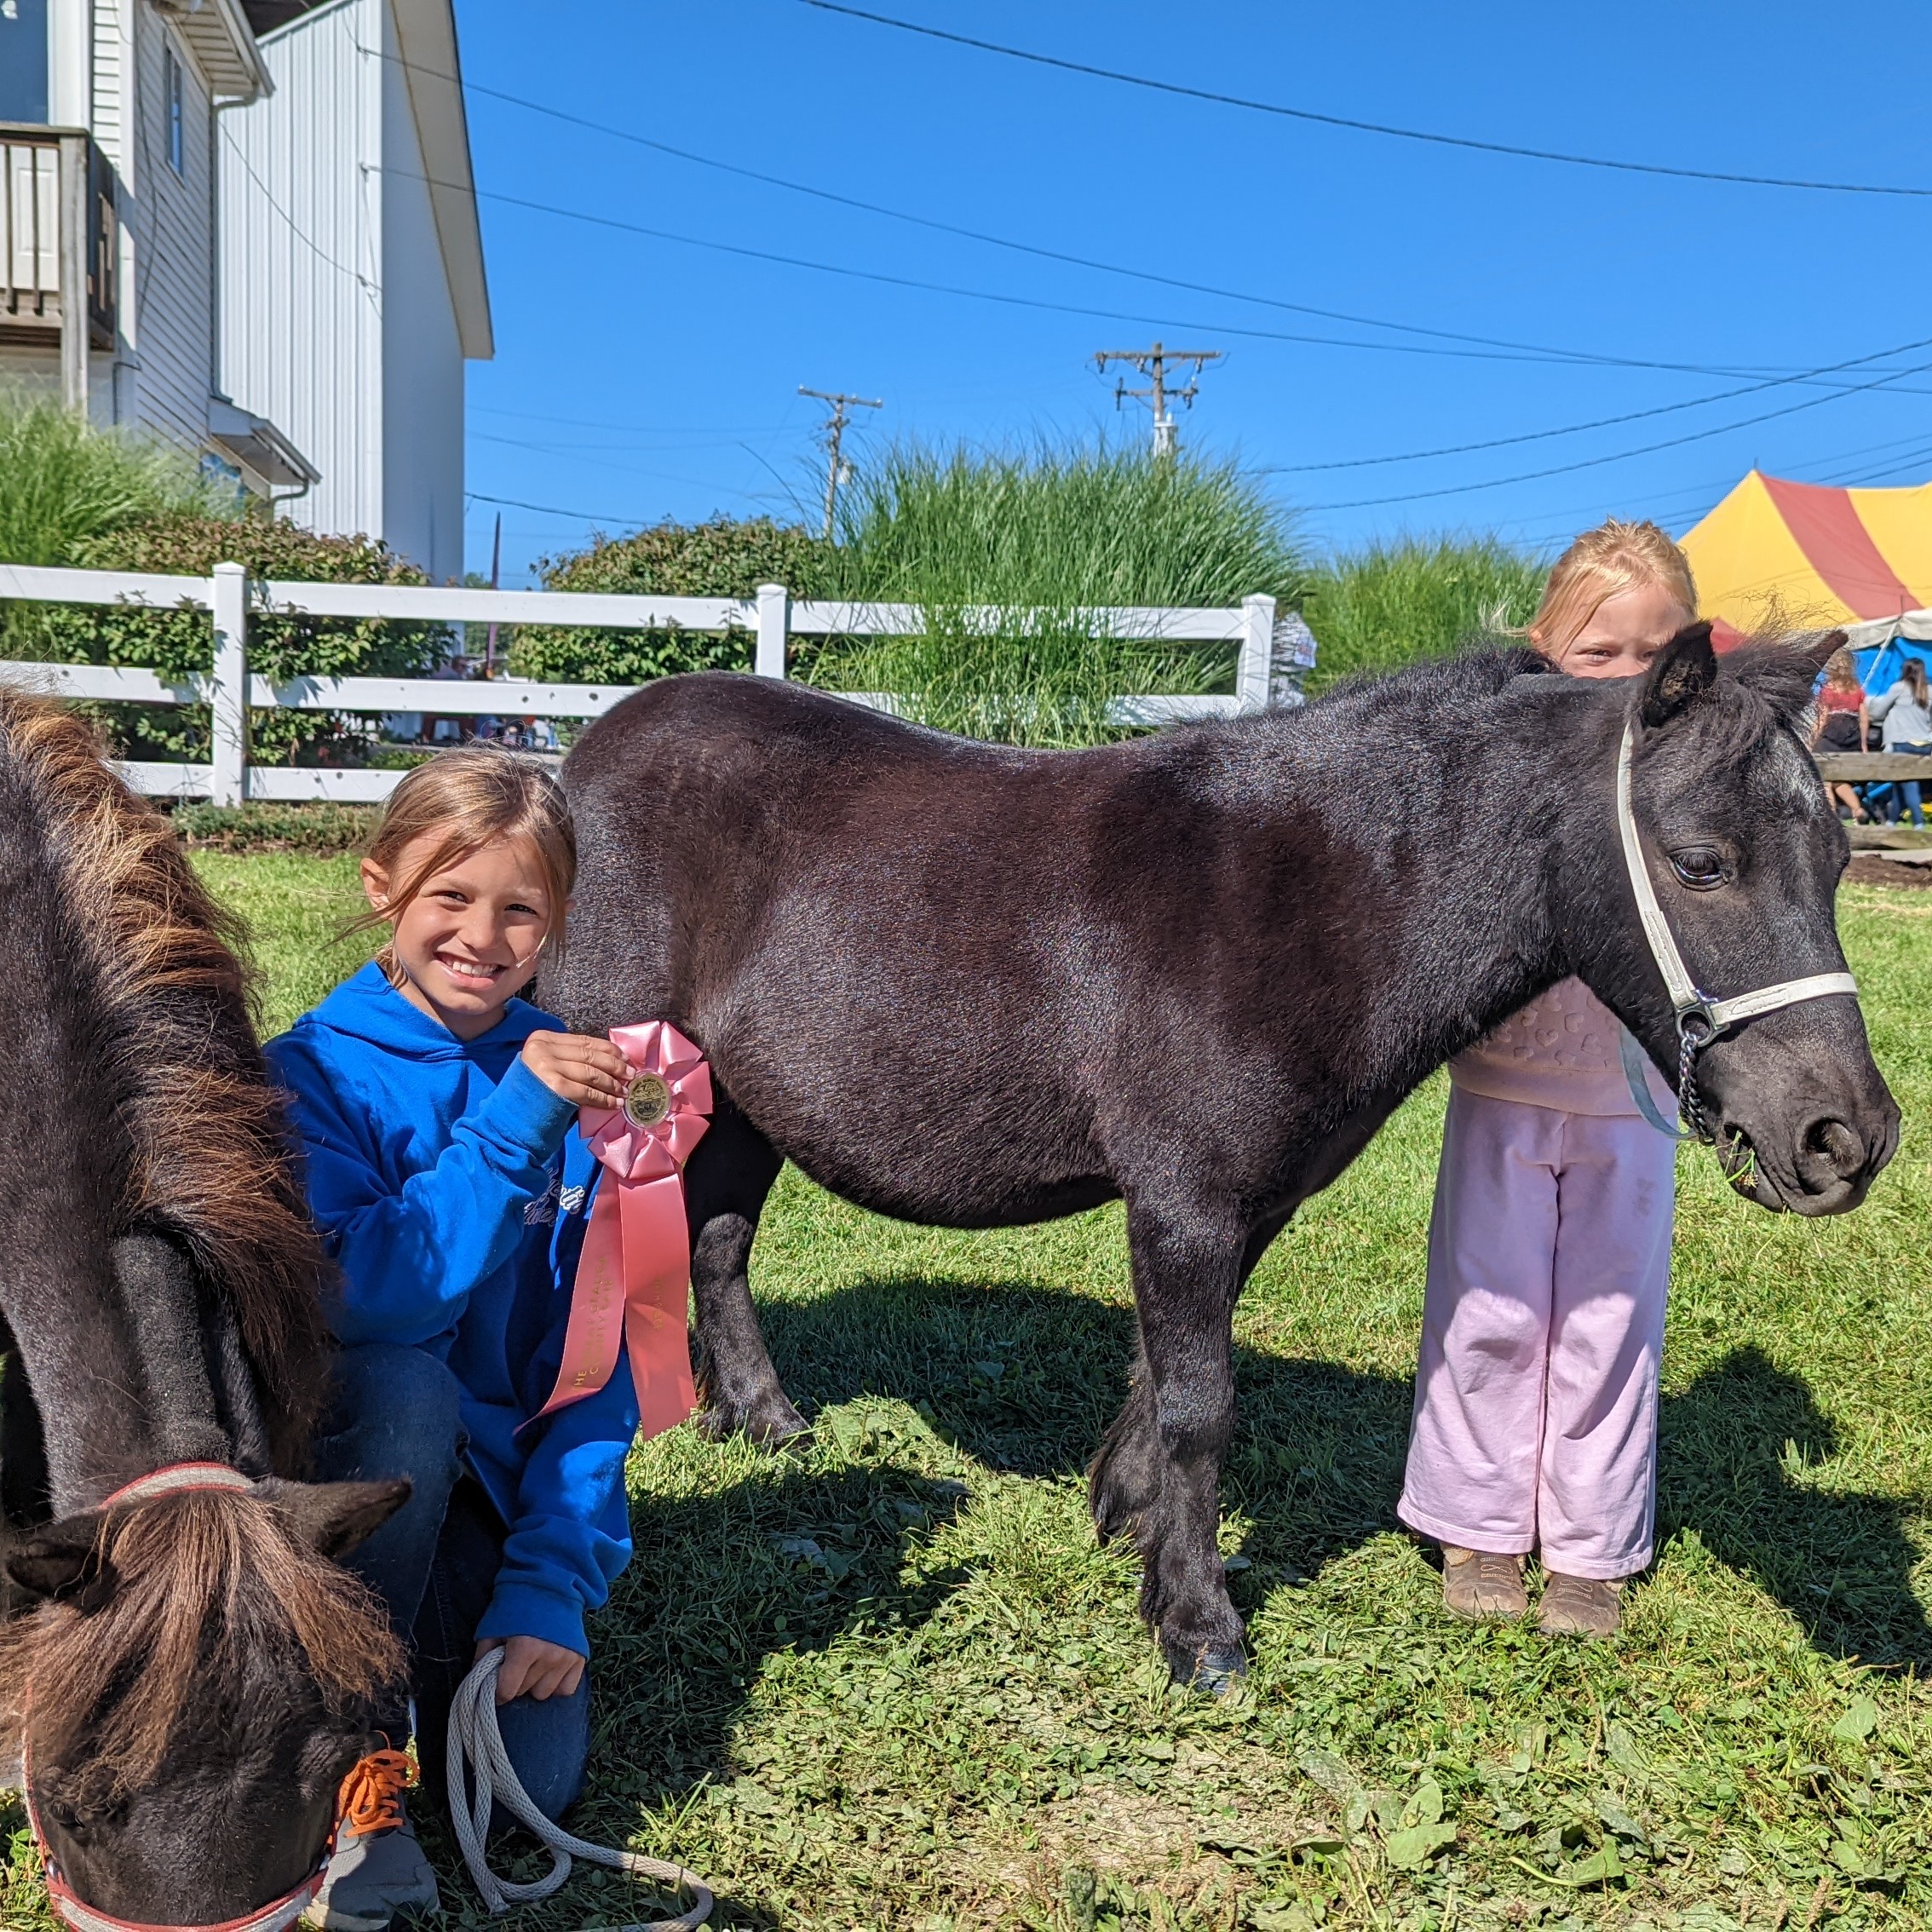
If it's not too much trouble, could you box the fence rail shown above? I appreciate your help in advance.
[0,563,1290,805]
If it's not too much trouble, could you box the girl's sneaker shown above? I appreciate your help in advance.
[304,1749,440,1929]
[1538,1572,1624,1639]
[1440,1546,1528,1620]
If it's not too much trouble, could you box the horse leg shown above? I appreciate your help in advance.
[1090,1206,1284,1692]
[683,1103,802,1446]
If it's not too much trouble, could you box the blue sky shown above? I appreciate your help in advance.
[456,1,1932,584]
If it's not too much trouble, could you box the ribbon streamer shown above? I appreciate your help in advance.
[530,1021,712,1441]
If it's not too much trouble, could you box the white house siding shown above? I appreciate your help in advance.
[124,5,219,451]
[219,0,384,544]
[377,5,463,582]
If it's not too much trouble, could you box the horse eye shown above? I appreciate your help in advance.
[1670,848,1728,889]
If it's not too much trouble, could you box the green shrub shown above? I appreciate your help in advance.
[509,515,837,684]
[813,440,1307,745]
[1301,537,1547,693]
[29,515,448,765]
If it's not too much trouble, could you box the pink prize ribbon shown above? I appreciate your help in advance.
[530,1021,712,1442]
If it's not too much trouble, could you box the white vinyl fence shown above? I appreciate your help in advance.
[0,564,1301,806]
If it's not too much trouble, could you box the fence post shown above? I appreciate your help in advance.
[210,562,249,808]
[755,584,791,680]
[1237,593,1276,713]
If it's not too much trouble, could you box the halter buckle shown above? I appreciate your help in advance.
[1676,999,1720,1049]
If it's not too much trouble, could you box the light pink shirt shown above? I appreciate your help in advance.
[1449,976,1675,1119]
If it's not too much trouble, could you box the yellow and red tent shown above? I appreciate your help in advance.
[1678,471,1932,643]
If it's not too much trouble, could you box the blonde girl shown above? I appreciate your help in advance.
[1812,649,1872,822]
[267,748,633,1928]
[1397,519,1695,1639]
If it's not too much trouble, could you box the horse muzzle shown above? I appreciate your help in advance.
[1713,1087,1900,1216]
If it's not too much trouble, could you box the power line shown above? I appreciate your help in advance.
[802,1,1932,198]
[372,39,1932,391]
[428,168,1932,496]
[1301,355,1932,511]
[1268,334,1932,472]
[466,490,643,523]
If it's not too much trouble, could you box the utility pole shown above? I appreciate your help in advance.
[799,386,883,538]
[1094,342,1222,458]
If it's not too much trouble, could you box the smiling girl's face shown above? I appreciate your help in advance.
[362,831,554,1039]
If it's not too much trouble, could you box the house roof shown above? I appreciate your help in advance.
[392,0,493,359]
[239,2,333,34]
[160,0,273,100]
[249,0,492,359]
[1679,471,1932,635]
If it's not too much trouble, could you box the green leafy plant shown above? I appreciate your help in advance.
[509,515,837,684]
[1301,536,1547,693]
[30,515,448,765]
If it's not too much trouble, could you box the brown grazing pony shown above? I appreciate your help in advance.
[555,627,1897,1689]
[0,693,406,1923]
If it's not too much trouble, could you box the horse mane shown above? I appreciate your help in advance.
[0,690,331,1467]
[0,1491,402,1804]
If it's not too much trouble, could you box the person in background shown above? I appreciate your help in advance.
[1398,518,1693,1642]
[1812,649,1871,823]
[1866,655,1932,828]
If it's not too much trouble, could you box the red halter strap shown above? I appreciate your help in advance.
[26,1464,333,1931]
[97,1463,256,1510]
[23,1741,331,1932]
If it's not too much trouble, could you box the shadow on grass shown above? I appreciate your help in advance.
[1659,1343,1932,1668]
[762,1279,1932,1665]
[543,1291,1929,1920]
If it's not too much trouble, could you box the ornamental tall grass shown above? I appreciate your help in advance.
[0,393,213,571]
[1299,535,1548,694]
[812,441,1307,746]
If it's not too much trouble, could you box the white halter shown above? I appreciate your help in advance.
[1614,718,1860,1140]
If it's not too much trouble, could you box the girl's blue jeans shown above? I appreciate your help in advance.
[313,1343,591,1829]
[1874,741,1932,827]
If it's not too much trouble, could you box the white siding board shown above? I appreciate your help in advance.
[127,8,216,452]
[219,0,384,545]
[378,1,463,581]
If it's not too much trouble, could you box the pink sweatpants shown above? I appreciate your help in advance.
[1397,1086,1676,1580]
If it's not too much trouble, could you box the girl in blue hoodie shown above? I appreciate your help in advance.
[267,747,635,1929]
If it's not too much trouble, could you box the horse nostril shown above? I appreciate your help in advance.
[1802,1117,1863,1180]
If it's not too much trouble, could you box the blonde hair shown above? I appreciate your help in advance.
[1824,648,1862,693]
[352,745,576,975]
[1526,518,1698,664]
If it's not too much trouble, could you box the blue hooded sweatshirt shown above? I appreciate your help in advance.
[266,962,638,1658]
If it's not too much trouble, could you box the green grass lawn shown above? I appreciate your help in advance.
[13,859,1929,1932]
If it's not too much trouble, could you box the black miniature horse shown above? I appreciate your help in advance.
[556,625,1898,1687]
[0,693,407,1923]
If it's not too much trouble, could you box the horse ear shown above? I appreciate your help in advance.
[4,1514,106,1604]
[258,1479,411,1561]
[1641,620,1718,726]
[1798,628,1850,674]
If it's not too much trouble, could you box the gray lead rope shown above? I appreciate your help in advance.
[1613,719,1860,1142]
[446,1649,713,1929]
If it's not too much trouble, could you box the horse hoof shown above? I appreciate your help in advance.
[695,1399,811,1449]
[1163,1640,1247,1696]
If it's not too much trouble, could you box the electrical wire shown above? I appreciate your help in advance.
[802,2,1932,198]
[368,39,1932,395]
[1300,355,1932,510]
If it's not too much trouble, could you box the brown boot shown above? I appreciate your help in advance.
[1538,1571,1624,1639]
[1440,1546,1528,1620]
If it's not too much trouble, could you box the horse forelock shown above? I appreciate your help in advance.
[0,690,331,1467]
[0,1490,401,1805]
